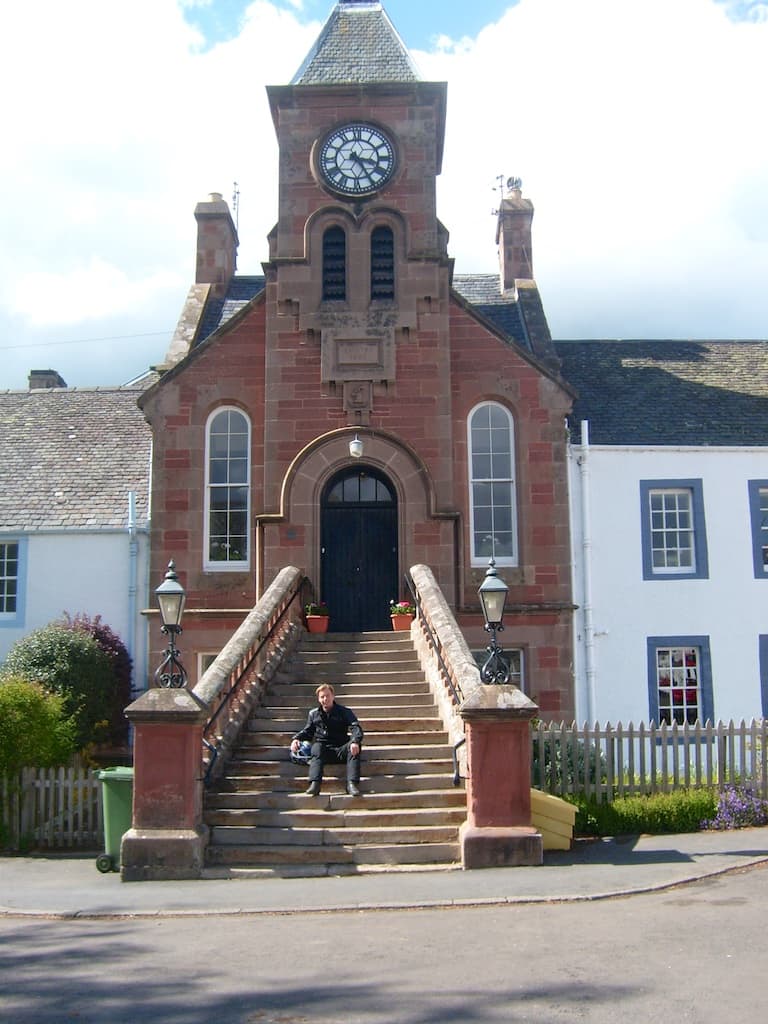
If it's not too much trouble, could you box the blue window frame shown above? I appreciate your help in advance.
[204,408,250,571]
[0,537,27,628]
[759,636,768,718]
[640,479,709,580]
[647,635,713,725]
[748,481,768,578]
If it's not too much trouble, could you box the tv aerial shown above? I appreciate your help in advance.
[492,174,523,215]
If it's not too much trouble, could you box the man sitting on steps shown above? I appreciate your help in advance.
[290,683,364,797]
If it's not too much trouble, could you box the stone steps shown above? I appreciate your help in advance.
[237,742,453,760]
[210,823,460,846]
[205,841,461,869]
[269,678,430,693]
[259,704,440,719]
[213,773,461,795]
[225,757,454,776]
[241,727,447,744]
[209,788,466,810]
[206,807,466,829]
[268,692,436,707]
[204,630,465,875]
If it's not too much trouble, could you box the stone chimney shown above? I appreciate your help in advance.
[194,192,239,298]
[496,183,534,292]
[29,369,67,389]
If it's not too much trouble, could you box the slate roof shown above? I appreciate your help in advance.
[555,340,768,447]
[292,0,419,85]
[452,274,532,352]
[195,276,266,346]
[0,387,151,531]
[192,271,534,356]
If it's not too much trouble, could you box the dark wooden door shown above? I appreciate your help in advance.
[321,467,398,632]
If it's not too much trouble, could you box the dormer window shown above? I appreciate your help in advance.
[370,226,394,301]
[322,226,347,301]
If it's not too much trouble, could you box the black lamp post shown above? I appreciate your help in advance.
[478,558,510,684]
[154,560,188,688]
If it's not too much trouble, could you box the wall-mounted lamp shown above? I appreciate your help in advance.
[349,434,364,459]
[154,560,188,688]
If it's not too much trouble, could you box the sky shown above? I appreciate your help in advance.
[1,0,767,391]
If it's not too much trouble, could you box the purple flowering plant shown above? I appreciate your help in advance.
[701,785,768,831]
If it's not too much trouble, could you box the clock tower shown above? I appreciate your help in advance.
[263,0,450,440]
[145,0,576,716]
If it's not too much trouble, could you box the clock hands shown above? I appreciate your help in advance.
[349,149,377,172]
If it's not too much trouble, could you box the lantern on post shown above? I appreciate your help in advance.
[154,560,188,688]
[478,558,510,684]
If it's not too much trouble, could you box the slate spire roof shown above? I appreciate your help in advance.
[291,0,420,85]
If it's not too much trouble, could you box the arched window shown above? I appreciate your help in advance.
[468,402,518,565]
[370,225,394,300]
[322,226,346,300]
[204,407,250,570]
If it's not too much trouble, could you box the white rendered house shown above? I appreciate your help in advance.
[560,341,768,726]
[0,373,153,695]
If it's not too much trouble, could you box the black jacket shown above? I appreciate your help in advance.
[293,702,363,748]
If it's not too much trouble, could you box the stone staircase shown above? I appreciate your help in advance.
[203,631,465,876]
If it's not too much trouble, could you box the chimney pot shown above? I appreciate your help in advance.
[29,369,67,390]
[496,191,534,291]
[194,193,239,296]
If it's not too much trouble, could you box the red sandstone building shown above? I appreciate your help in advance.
[139,1,576,718]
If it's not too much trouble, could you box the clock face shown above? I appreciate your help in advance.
[319,123,396,196]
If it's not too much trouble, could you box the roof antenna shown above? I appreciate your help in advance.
[492,175,523,215]
[491,173,505,216]
[232,181,240,231]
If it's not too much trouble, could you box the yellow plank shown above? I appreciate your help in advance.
[531,789,576,850]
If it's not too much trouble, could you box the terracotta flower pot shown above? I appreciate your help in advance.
[306,615,330,634]
[390,613,413,631]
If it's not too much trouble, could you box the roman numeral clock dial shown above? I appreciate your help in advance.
[318,123,396,197]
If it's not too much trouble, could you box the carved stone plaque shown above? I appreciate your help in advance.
[320,326,395,384]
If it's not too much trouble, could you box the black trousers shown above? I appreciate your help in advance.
[308,741,361,784]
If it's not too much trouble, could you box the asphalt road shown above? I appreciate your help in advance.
[1,862,765,1023]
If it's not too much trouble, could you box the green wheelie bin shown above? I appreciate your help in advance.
[96,766,134,872]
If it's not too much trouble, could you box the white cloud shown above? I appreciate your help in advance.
[0,0,765,390]
[414,0,768,337]
[0,0,316,336]
[7,260,184,327]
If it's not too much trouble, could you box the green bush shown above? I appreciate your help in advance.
[0,676,76,773]
[531,734,607,789]
[61,613,132,746]
[2,624,116,749]
[568,789,719,836]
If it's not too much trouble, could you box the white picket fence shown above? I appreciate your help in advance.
[2,719,766,849]
[0,766,102,852]
[532,718,768,802]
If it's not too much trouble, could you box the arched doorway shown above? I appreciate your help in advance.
[320,465,399,632]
